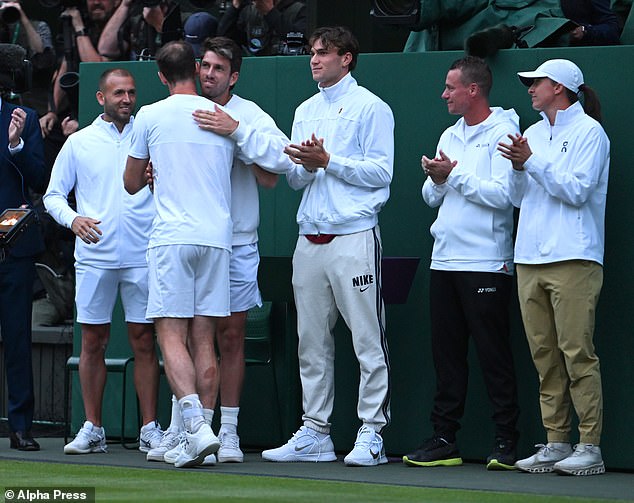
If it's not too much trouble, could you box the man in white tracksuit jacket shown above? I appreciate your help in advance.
[44,68,162,455]
[261,26,394,467]
[499,59,610,476]
[403,56,520,471]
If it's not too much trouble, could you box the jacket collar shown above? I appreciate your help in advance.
[449,107,518,140]
[92,113,134,138]
[540,101,585,127]
[318,72,357,103]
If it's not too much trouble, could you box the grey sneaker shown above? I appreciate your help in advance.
[163,432,185,464]
[147,428,181,462]
[64,421,107,455]
[261,426,336,462]
[553,444,605,476]
[515,442,572,473]
[139,421,163,453]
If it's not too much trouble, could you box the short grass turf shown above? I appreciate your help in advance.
[0,460,619,503]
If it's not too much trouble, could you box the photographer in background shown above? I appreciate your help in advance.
[40,0,120,140]
[218,0,307,56]
[0,1,55,116]
[100,0,191,61]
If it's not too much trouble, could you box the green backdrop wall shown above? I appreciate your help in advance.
[74,45,634,470]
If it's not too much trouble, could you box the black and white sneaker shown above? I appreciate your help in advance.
[403,436,462,467]
[487,437,517,470]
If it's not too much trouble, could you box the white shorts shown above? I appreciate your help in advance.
[230,243,262,313]
[146,244,230,318]
[75,264,150,324]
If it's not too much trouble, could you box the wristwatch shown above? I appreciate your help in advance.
[75,28,88,37]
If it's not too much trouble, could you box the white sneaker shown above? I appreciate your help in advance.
[553,444,605,476]
[163,432,185,464]
[344,425,388,466]
[139,421,163,453]
[515,442,573,473]
[147,428,181,462]
[174,423,220,468]
[218,431,244,463]
[164,432,217,466]
[202,453,217,466]
[64,421,107,454]
[261,426,337,462]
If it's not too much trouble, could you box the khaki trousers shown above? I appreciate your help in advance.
[517,260,603,445]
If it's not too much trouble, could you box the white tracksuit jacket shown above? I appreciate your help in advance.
[422,107,519,273]
[44,116,154,268]
[510,101,610,265]
[285,72,394,235]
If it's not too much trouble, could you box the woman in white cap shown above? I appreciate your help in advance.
[498,59,610,476]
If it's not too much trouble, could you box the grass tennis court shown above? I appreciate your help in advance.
[1,460,624,502]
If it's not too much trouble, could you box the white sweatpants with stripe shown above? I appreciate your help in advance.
[291,226,391,434]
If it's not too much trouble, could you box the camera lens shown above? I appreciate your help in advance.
[1,5,21,24]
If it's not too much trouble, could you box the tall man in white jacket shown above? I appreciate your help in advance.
[44,68,162,455]
[261,26,394,467]
[403,56,520,471]
[499,59,609,476]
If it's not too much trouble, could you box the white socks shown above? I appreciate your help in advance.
[219,406,239,435]
[178,394,205,433]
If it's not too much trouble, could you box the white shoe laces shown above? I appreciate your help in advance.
[570,443,594,456]
[353,427,375,449]
[76,424,102,443]
[220,432,240,449]
[158,429,180,449]
[142,425,163,444]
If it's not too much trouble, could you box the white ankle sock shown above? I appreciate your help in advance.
[219,406,239,435]
[179,394,205,433]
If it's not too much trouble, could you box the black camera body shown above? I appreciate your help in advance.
[0,1,20,24]
[279,32,307,56]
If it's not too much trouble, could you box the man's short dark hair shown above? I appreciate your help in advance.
[449,56,493,97]
[309,26,359,72]
[201,37,242,75]
[156,41,197,84]
[98,68,134,92]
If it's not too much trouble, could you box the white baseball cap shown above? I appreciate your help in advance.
[517,59,584,94]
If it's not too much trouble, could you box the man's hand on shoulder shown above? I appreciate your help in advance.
[193,106,239,136]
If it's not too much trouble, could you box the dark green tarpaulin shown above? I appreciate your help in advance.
[404,0,583,51]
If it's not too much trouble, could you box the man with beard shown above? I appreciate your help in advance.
[44,68,162,455]
[147,36,292,465]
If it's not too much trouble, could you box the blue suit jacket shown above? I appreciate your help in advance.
[0,101,47,258]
